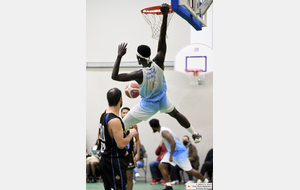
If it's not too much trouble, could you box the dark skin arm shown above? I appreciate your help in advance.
[153,3,170,71]
[133,124,140,162]
[161,130,176,162]
[111,43,143,84]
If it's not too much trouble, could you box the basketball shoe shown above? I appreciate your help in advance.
[197,178,209,183]
[163,186,173,190]
[135,173,140,178]
[185,180,194,185]
[170,180,179,185]
[192,133,203,143]
[150,179,160,185]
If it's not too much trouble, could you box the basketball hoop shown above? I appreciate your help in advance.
[185,69,205,85]
[141,5,174,40]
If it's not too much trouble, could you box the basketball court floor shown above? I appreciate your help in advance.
[86,182,191,190]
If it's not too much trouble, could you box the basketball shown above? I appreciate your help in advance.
[125,82,139,98]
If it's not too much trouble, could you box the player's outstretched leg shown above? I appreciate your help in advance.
[186,168,209,183]
[122,110,143,131]
[167,107,203,143]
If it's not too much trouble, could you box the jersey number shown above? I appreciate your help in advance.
[99,123,105,141]
[99,123,106,153]
[149,76,158,92]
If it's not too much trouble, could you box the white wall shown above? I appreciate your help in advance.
[86,0,191,62]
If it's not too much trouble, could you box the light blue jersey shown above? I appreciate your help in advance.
[138,62,167,102]
[159,126,192,171]
[122,62,175,130]
[160,126,186,156]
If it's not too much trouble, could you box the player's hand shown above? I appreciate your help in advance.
[159,140,164,147]
[160,3,169,15]
[134,154,140,162]
[118,43,127,57]
[129,128,138,137]
[169,155,173,162]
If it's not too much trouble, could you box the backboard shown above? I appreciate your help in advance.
[171,0,213,30]
[174,44,213,85]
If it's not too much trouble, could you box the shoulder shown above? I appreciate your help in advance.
[107,117,122,126]
[161,130,170,137]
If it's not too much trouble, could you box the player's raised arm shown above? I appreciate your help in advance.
[153,3,169,70]
[111,43,143,84]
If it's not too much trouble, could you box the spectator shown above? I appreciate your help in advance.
[132,141,146,182]
[200,148,213,181]
[86,145,100,183]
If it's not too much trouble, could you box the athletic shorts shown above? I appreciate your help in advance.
[99,156,127,190]
[160,151,193,171]
[128,93,174,121]
[125,150,136,170]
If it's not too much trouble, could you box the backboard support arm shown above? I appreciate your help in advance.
[178,0,213,27]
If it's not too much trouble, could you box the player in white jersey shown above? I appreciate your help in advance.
[111,3,202,143]
[149,119,208,190]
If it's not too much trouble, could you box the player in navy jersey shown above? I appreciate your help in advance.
[111,3,202,143]
[98,88,138,190]
[121,106,140,190]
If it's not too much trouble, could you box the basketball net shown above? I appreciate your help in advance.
[185,69,205,85]
[141,5,174,40]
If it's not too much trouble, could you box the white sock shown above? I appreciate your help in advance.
[186,125,197,135]
[166,182,171,186]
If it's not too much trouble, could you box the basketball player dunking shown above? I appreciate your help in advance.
[111,3,202,143]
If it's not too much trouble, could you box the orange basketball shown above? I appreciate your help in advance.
[125,82,139,98]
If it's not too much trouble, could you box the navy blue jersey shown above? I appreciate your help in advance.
[125,126,135,153]
[98,111,127,158]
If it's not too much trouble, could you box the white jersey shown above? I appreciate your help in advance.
[160,126,186,155]
[159,126,192,171]
[138,62,167,102]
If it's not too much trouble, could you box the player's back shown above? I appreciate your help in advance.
[98,112,127,158]
[139,62,167,102]
[160,126,186,155]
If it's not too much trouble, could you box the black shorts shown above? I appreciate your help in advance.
[125,150,136,170]
[99,156,127,190]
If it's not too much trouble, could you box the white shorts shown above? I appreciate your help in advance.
[160,151,193,171]
[122,93,174,130]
